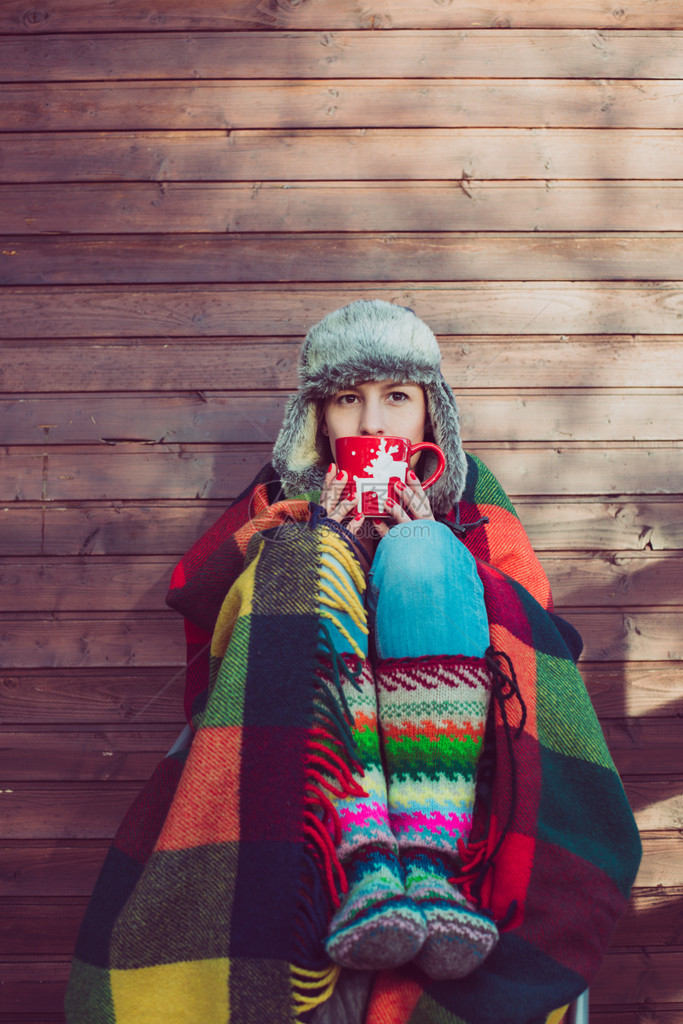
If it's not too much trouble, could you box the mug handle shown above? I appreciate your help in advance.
[408,441,446,490]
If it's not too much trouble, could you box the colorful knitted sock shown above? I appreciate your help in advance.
[325,845,427,971]
[374,654,496,977]
[403,848,498,979]
[375,654,493,849]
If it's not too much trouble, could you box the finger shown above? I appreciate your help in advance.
[383,495,410,524]
[320,463,337,511]
[327,481,359,522]
[346,512,366,536]
[398,474,433,520]
[322,466,347,514]
[327,496,358,522]
[392,483,416,518]
[373,518,390,538]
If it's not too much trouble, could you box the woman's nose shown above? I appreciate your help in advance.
[359,403,385,435]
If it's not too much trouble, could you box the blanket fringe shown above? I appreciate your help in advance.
[294,634,366,963]
[291,963,342,1018]
[292,528,370,998]
[317,535,368,661]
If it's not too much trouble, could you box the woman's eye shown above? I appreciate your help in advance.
[389,391,409,402]
[338,394,358,405]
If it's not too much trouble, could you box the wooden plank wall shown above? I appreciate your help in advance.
[1,2,682,1020]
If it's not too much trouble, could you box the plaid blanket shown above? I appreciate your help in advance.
[65,455,641,1024]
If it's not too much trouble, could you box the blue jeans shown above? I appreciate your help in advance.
[321,519,490,662]
[367,520,490,660]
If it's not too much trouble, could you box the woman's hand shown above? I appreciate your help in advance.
[320,463,366,537]
[374,470,435,538]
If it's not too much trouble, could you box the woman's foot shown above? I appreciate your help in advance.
[325,846,427,971]
[403,849,499,979]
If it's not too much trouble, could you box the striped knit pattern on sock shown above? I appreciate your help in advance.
[375,654,493,850]
[403,848,498,980]
[325,845,427,971]
[326,658,398,860]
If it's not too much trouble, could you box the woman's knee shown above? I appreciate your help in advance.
[368,521,490,660]
[371,520,478,595]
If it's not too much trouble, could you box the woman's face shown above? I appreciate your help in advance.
[323,381,427,462]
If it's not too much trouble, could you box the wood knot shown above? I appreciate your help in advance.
[23,7,49,26]
[359,13,392,29]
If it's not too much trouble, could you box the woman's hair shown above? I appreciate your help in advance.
[314,399,332,464]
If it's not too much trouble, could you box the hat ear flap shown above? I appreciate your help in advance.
[423,379,468,514]
[272,394,327,496]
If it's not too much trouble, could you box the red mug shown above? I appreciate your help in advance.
[335,435,446,517]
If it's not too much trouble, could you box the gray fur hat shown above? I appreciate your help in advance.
[271,299,467,514]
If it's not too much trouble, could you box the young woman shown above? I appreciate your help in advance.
[273,304,501,980]
[66,300,640,1024]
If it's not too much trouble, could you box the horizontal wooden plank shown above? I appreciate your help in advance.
[2,551,681,612]
[592,950,683,1003]
[4,390,681,444]
[1,499,682,558]
[2,783,144,839]
[0,339,301,390]
[0,841,108,896]
[2,776,677,838]
[552,1014,683,1024]
[541,552,683,608]
[1,729,177,782]
[0,444,273,501]
[635,835,683,889]
[1,832,679,898]
[0,898,84,957]
[578,611,683,663]
[601,721,683,777]
[625,777,683,832]
[4,129,683,182]
[0,557,177,612]
[2,661,678,725]
[6,233,683,284]
[3,80,683,131]
[517,499,683,553]
[0,609,680,667]
[1,1,682,32]
[0,613,186,669]
[3,337,682,391]
[4,284,683,338]
[2,444,681,501]
[0,1013,63,1024]
[584,662,683,720]
[0,501,231,556]
[4,30,683,81]
[7,183,683,234]
[0,393,288,444]
[592,1015,683,1024]
[3,718,681,782]
[0,959,68,1017]
[0,667,185,723]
